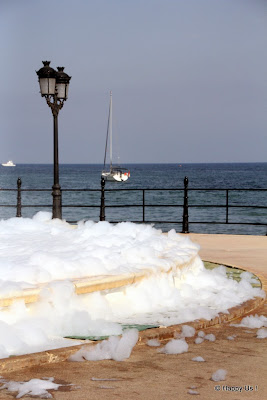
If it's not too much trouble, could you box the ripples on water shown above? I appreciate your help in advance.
[0,163,266,235]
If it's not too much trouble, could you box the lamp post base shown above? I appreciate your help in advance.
[52,184,62,219]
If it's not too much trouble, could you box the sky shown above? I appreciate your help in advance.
[0,0,266,164]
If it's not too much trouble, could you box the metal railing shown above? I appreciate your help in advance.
[0,177,266,234]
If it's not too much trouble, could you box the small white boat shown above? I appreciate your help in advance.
[101,92,130,182]
[2,160,16,167]
[102,167,130,182]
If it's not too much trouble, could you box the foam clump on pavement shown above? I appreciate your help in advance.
[0,377,62,398]
[256,328,267,338]
[231,314,267,329]
[181,325,195,337]
[159,338,188,354]
[211,369,227,382]
[146,339,161,347]
[204,333,216,342]
[69,329,139,362]
[192,356,205,362]
[188,388,199,395]
[195,337,204,344]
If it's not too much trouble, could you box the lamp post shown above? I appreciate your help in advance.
[36,61,71,219]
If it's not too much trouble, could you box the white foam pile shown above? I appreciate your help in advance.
[146,339,161,347]
[211,369,227,382]
[257,328,267,338]
[159,338,188,354]
[0,212,265,358]
[231,314,267,329]
[0,212,198,286]
[69,329,138,362]
[194,331,216,344]
[181,325,195,338]
[227,335,236,340]
[0,377,62,398]
[192,356,205,362]
[188,388,199,395]
[231,314,267,339]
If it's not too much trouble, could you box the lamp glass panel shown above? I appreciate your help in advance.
[39,77,56,95]
[65,83,69,99]
[56,83,67,99]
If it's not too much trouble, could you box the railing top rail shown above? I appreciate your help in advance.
[0,188,19,191]
[1,187,267,192]
[61,189,100,192]
[188,188,267,191]
[104,187,267,191]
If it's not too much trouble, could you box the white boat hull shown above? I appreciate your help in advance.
[2,160,16,167]
[102,170,130,182]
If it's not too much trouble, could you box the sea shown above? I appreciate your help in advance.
[0,163,266,235]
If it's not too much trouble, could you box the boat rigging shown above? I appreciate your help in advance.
[101,91,130,182]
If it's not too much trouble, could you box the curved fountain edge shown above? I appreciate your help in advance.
[138,259,267,342]
[0,261,265,373]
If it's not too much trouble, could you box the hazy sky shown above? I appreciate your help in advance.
[0,0,266,164]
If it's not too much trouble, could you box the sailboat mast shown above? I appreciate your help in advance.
[110,91,112,170]
[103,91,112,169]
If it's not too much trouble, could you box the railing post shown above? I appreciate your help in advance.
[182,176,189,233]
[16,177,22,217]
[226,189,229,224]
[100,177,105,221]
[142,189,145,222]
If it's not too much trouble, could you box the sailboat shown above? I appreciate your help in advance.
[101,91,130,182]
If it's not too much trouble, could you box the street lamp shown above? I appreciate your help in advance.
[36,61,71,219]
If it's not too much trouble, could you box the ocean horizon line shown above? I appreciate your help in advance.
[3,161,267,166]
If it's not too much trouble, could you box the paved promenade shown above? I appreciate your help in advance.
[0,234,266,400]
